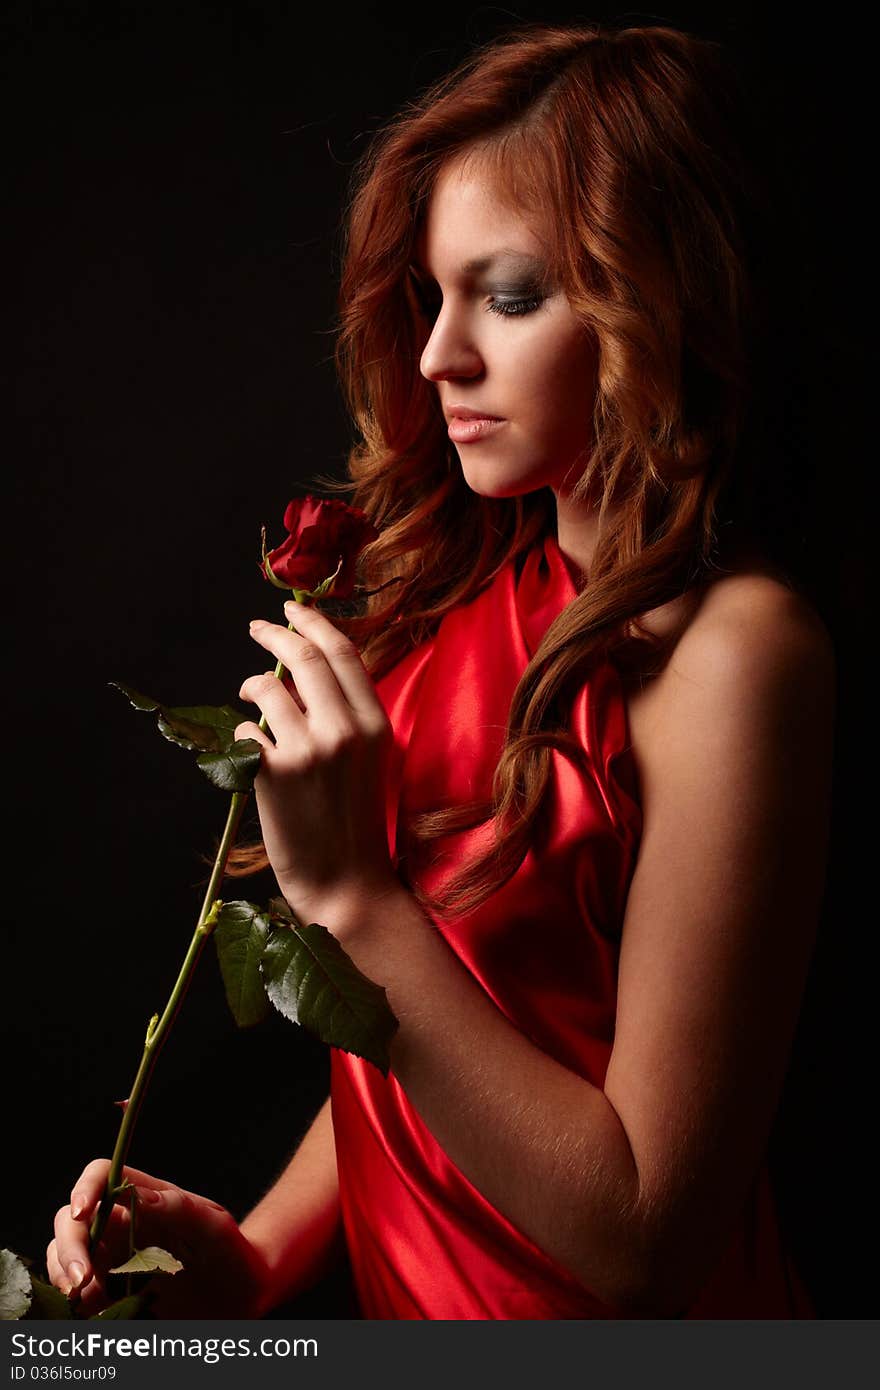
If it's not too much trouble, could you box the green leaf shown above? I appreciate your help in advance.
[111,682,246,754]
[109,1247,184,1276]
[196,738,262,792]
[214,901,273,1027]
[25,1275,72,1320]
[261,920,399,1075]
[95,1293,150,1320]
[109,684,161,714]
[0,1249,33,1320]
[28,1276,72,1321]
[156,706,243,752]
[267,895,295,923]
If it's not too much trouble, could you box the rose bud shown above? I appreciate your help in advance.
[260,495,378,599]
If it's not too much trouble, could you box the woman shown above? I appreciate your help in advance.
[46,21,834,1319]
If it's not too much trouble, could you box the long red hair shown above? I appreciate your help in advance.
[232,21,792,917]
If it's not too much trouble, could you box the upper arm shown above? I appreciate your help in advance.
[603,580,836,1310]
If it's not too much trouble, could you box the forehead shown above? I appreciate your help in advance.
[413,154,548,271]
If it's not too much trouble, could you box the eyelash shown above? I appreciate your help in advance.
[411,287,543,320]
[488,296,543,317]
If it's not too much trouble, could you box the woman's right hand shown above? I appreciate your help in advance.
[47,1159,273,1319]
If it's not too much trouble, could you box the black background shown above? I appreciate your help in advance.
[4,2,872,1318]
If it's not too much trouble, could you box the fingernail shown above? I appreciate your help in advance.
[138,1188,162,1205]
[68,1261,85,1289]
[70,1194,84,1219]
[249,619,265,629]
[59,1278,72,1297]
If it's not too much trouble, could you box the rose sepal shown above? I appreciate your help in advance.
[260,497,377,599]
[260,527,294,590]
[261,525,347,601]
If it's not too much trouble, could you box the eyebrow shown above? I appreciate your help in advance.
[409,250,547,278]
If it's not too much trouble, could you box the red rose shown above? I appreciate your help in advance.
[261,495,378,599]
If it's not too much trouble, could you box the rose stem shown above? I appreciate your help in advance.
[89,786,249,1248]
[89,603,308,1251]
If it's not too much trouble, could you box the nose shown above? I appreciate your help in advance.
[418,304,484,384]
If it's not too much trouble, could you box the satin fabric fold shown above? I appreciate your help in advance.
[330,531,814,1319]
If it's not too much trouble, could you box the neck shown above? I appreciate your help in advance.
[553,487,613,582]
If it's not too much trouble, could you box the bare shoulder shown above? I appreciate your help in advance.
[604,567,836,1309]
[624,568,836,772]
[674,569,834,676]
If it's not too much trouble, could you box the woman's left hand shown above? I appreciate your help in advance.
[234,601,397,929]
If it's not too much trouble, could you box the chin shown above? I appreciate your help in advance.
[458,462,550,500]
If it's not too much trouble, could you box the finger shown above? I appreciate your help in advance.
[239,667,310,747]
[46,1238,75,1297]
[67,1157,113,1220]
[68,1160,181,1222]
[51,1209,90,1290]
[104,1187,234,1271]
[76,1275,111,1318]
[282,603,387,724]
[255,606,382,725]
[248,619,351,723]
[233,719,275,751]
[280,669,307,714]
[53,1201,129,1292]
[47,1237,105,1312]
[63,1162,230,1278]
[55,1185,230,1294]
[70,1163,229,1219]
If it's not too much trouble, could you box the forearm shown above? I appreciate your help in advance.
[319,883,648,1312]
[238,1096,345,1316]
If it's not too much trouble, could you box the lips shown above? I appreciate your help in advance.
[445,406,504,422]
[446,413,507,443]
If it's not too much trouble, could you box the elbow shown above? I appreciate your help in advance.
[568,1210,711,1319]
[577,1255,692,1320]
[598,1266,695,1320]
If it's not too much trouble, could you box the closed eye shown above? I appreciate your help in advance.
[407,269,543,321]
[487,295,543,317]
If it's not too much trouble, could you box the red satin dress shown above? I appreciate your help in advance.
[329,531,814,1319]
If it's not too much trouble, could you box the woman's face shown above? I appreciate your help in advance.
[411,156,597,500]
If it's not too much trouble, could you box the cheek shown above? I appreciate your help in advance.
[513,317,595,412]
[529,346,595,441]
